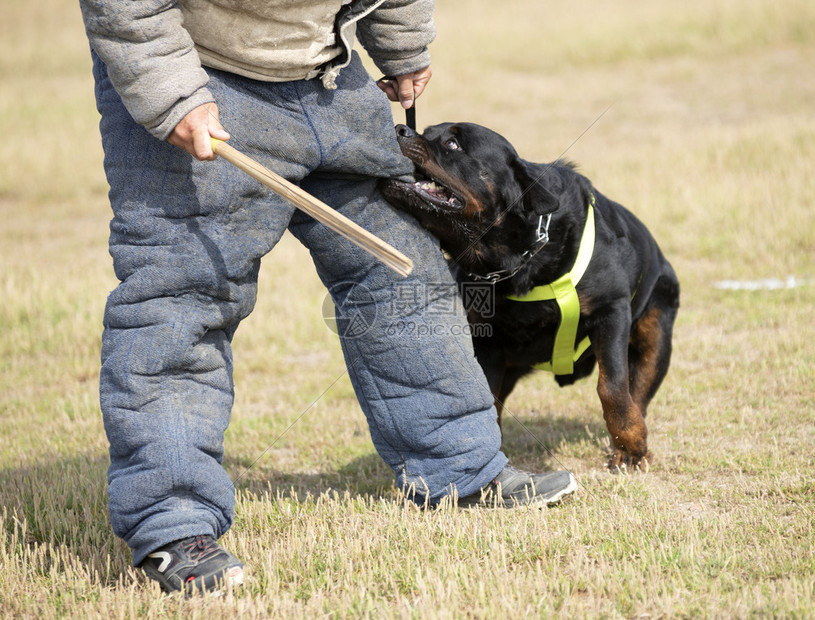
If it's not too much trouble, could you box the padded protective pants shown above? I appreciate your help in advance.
[93,51,507,564]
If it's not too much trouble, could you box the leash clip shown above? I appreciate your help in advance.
[536,213,552,244]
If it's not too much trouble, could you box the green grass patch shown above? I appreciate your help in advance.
[2,0,814,617]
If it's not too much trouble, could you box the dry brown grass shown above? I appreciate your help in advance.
[1,0,814,617]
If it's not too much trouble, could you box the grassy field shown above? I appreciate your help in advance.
[2,0,814,617]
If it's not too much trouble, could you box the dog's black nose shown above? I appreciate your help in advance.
[395,124,417,138]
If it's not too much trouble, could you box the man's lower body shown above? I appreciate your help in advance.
[93,51,512,568]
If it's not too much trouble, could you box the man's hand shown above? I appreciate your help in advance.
[377,66,432,109]
[167,102,230,161]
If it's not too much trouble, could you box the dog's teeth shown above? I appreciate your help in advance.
[417,181,438,193]
[414,180,454,203]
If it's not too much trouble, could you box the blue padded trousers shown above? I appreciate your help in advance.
[93,51,507,565]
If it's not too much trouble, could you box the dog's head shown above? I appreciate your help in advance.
[381,122,560,268]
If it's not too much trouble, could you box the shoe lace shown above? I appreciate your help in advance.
[180,535,219,562]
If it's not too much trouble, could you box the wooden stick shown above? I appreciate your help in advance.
[210,138,413,277]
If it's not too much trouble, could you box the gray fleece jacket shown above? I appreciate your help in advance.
[79,0,435,140]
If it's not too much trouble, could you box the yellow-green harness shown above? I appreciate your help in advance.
[506,195,596,375]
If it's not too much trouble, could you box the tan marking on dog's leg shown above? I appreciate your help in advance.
[629,307,663,411]
[597,364,649,469]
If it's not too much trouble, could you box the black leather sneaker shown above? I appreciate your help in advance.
[458,465,578,508]
[140,534,244,594]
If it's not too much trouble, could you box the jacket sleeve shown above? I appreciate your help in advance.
[356,0,436,77]
[79,0,214,140]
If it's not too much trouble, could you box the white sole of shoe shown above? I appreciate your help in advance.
[540,472,578,504]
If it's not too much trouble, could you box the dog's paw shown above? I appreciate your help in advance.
[608,449,653,473]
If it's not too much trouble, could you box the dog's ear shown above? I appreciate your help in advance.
[511,160,560,217]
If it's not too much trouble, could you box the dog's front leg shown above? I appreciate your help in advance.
[593,302,650,469]
[473,340,507,429]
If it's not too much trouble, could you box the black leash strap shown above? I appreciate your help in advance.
[404,103,416,131]
[378,76,417,131]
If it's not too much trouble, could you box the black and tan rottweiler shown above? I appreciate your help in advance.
[381,123,680,468]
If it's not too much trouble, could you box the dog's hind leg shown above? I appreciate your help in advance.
[628,305,675,415]
[628,274,680,415]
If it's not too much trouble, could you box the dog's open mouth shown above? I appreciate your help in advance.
[402,175,465,211]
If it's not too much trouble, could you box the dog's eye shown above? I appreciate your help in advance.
[444,138,461,151]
